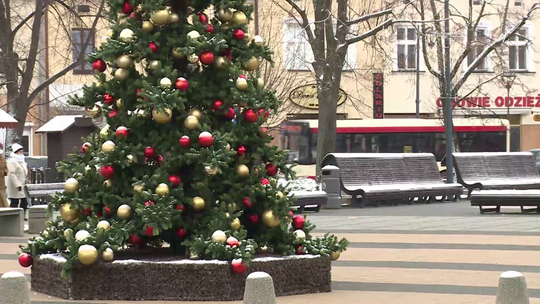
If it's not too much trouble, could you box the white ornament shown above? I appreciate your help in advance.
[75,230,91,242]
[119,29,135,42]
[160,77,172,89]
[97,220,110,230]
[253,35,264,46]
[187,30,201,40]
[211,230,227,243]
[294,229,306,240]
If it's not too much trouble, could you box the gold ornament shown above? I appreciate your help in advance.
[205,165,218,175]
[262,210,280,228]
[102,248,114,262]
[211,230,227,243]
[142,21,154,32]
[184,115,199,130]
[233,11,248,25]
[106,29,113,37]
[189,54,199,64]
[187,30,201,40]
[230,218,241,230]
[71,218,80,225]
[101,140,116,153]
[218,8,233,22]
[253,35,264,46]
[136,109,147,117]
[119,29,135,42]
[60,203,79,222]
[94,81,102,88]
[151,9,170,26]
[276,191,284,199]
[116,98,122,109]
[236,78,248,91]
[117,204,132,219]
[215,56,228,70]
[115,68,129,81]
[221,22,231,31]
[190,109,202,119]
[64,178,79,193]
[97,220,110,230]
[149,60,161,70]
[225,143,231,151]
[256,77,264,88]
[100,125,110,139]
[152,108,172,124]
[156,183,169,196]
[126,154,134,163]
[172,48,185,59]
[78,244,98,266]
[235,164,249,177]
[193,196,205,211]
[244,33,251,42]
[160,77,172,89]
[101,36,110,44]
[331,251,341,261]
[225,212,230,218]
[243,57,259,71]
[169,13,180,24]
[133,183,144,193]
[87,106,101,118]
[103,179,112,187]
[117,55,132,69]
[42,229,50,238]
[63,228,73,239]
[294,229,306,240]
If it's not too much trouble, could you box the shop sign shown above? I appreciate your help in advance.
[436,95,540,108]
[373,73,384,119]
[289,84,347,110]
[534,114,540,122]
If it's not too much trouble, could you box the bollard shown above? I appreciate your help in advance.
[243,271,276,304]
[321,165,342,209]
[496,271,530,304]
[0,271,30,304]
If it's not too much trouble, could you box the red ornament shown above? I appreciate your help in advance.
[237,146,246,155]
[148,42,158,53]
[221,49,232,60]
[95,211,103,218]
[81,143,91,153]
[129,12,139,19]
[199,13,208,24]
[144,225,154,237]
[157,155,164,166]
[238,74,246,79]
[248,214,259,224]
[103,94,114,105]
[18,253,33,268]
[136,88,147,101]
[144,200,155,207]
[265,163,278,176]
[244,109,258,123]
[175,204,185,211]
[260,127,268,136]
[121,1,134,14]
[231,259,247,274]
[199,51,215,65]
[104,206,112,217]
[258,108,269,118]
[292,215,305,229]
[243,197,253,208]
[175,77,189,91]
[205,24,214,33]
[233,29,245,40]
[101,165,115,179]
[261,178,270,186]
[296,245,305,255]
[129,234,141,245]
[83,207,92,216]
[179,135,191,147]
[108,110,118,118]
[169,175,181,188]
[212,100,223,110]
[115,126,129,138]
[289,211,294,218]
[227,236,239,248]
[92,59,106,72]
[176,228,188,238]
[198,132,213,147]
[144,146,156,158]
[225,107,236,119]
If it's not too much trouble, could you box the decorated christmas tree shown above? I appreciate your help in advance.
[19,0,348,277]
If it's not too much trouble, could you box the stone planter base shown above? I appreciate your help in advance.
[31,253,331,301]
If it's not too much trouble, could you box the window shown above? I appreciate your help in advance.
[508,28,530,71]
[467,28,489,71]
[283,22,313,71]
[22,123,33,156]
[396,27,418,70]
[72,28,95,75]
[515,1,522,6]
[473,0,481,4]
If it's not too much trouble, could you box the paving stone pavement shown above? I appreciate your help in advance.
[3,200,540,303]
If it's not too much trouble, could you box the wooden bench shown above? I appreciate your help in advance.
[0,207,24,236]
[321,153,463,207]
[25,183,64,205]
[470,190,540,214]
[454,152,540,196]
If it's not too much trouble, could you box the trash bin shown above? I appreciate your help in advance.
[321,165,341,209]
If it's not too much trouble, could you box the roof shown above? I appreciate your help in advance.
[0,109,18,129]
[36,115,85,133]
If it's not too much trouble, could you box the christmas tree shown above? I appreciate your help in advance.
[19,0,348,276]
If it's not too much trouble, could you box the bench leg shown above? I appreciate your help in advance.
[479,206,485,214]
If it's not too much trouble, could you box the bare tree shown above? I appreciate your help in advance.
[0,0,105,145]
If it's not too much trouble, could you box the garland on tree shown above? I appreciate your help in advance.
[19,0,348,278]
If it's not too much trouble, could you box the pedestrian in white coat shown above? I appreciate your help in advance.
[7,143,28,213]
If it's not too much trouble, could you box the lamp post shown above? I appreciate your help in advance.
[444,0,454,184]
[502,72,516,116]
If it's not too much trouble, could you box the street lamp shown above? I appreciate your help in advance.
[502,72,516,116]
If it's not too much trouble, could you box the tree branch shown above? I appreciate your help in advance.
[346,8,393,26]
[345,18,393,45]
